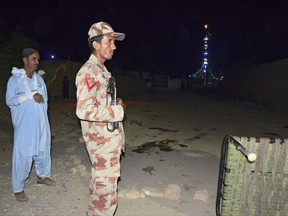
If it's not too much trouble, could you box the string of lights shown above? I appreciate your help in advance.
[191,24,220,86]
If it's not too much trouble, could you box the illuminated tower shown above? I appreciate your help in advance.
[192,24,217,86]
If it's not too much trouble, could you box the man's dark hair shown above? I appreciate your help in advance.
[22,48,39,58]
[88,35,103,52]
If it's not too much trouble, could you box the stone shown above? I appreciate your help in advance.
[66,147,76,153]
[163,184,181,200]
[118,189,145,199]
[142,187,164,198]
[73,158,81,165]
[193,189,209,202]
[118,189,128,198]
[79,137,85,143]
[77,164,86,172]
[80,171,91,180]
[125,189,141,199]
[70,167,77,174]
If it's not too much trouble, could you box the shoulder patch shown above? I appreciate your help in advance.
[85,77,97,92]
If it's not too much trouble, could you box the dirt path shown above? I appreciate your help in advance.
[1,90,287,216]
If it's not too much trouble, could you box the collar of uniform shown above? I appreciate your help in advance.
[88,54,111,78]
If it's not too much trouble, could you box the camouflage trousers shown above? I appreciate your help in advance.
[81,121,124,216]
[87,176,118,216]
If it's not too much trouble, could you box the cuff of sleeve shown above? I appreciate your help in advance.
[114,105,124,121]
[18,95,28,104]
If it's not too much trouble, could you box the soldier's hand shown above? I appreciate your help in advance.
[117,98,126,110]
[33,93,44,103]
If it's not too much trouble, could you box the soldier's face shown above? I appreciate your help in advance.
[96,35,116,61]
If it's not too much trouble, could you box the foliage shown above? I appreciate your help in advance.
[0,24,39,82]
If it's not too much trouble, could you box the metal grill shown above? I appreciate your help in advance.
[216,135,288,216]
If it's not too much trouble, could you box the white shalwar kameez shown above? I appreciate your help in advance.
[6,67,51,193]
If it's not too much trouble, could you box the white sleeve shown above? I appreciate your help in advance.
[18,92,37,104]
[18,95,28,104]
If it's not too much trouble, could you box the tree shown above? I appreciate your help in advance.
[0,22,39,104]
[0,23,39,82]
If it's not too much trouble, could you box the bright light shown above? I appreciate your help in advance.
[50,55,55,59]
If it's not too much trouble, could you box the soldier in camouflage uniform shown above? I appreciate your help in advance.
[75,22,125,216]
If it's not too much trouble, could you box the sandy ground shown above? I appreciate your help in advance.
[0,90,287,216]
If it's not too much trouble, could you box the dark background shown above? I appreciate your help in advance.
[1,0,288,76]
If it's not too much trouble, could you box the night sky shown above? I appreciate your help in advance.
[1,0,288,75]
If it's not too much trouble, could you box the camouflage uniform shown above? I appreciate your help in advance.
[76,54,125,216]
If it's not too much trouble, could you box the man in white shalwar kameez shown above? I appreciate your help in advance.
[6,48,56,202]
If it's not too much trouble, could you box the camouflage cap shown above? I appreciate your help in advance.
[88,21,125,41]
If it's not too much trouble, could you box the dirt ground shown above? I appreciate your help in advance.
[1,90,287,216]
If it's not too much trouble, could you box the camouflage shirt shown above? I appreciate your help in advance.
[75,54,124,136]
